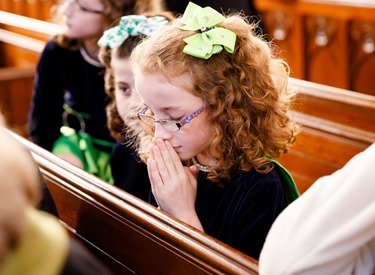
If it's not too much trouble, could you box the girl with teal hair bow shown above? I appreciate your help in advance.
[97,12,173,200]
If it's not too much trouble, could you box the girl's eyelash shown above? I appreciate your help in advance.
[148,110,179,121]
[145,106,184,121]
[171,115,183,121]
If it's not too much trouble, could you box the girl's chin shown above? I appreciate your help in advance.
[174,148,185,160]
[176,151,195,162]
[64,33,78,39]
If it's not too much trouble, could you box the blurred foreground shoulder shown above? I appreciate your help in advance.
[259,143,375,275]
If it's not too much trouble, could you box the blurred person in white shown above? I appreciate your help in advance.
[259,143,375,275]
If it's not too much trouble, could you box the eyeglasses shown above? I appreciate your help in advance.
[137,105,207,132]
[66,0,104,14]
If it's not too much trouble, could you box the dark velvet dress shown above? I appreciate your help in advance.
[29,39,114,151]
[151,167,287,259]
[110,141,151,202]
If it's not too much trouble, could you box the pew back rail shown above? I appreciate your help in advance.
[280,78,375,193]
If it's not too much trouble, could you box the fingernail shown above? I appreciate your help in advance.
[156,138,163,145]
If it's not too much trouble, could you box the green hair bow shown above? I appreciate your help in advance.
[179,2,236,59]
[98,15,169,48]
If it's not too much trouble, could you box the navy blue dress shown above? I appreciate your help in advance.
[150,168,287,259]
[29,39,114,151]
[110,141,151,202]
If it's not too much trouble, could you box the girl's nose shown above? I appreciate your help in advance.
[153,123,172,141]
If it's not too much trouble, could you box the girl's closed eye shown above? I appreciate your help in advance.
[146,107,183,121]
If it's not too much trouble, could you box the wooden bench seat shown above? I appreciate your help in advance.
[0,12,60,134]
[11,131,259,275]
[280,78,375,193]
[290,78,375,133]
[0,11,61,66]
[0,66,35,136]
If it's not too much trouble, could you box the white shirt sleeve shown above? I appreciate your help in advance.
[259,143,375,275]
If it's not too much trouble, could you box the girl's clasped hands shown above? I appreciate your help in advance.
[148,138,201,229]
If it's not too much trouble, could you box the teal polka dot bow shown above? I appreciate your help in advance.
[179,2,237,59]
[98,15,169,48]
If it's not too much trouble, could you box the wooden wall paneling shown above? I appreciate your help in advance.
[349,20,375,96]
[0,0,12,13]
[39,0,56,21]
[26,0,40,19]
[0,66,35,136]
[304,15,349,89]
[7,76,34,126]
[0,0,56,20]
[255,0,375,94]
[257,0,305,79]
[0,0,10,11]
[11,0,24,16]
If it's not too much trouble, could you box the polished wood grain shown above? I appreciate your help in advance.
[0,67,35,136]
[0,11,61,66]
[280,78,375,193]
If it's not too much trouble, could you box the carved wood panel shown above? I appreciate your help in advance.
[0,0,56,20]
[349,20,375,96]
[263,10,305,78]
[304,16,348,89]
[255,0,375,95]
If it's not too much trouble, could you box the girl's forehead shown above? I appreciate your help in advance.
[135,73,203,112]
[110,55,131,68]
[135,71,193,90]
[135,73,187,96]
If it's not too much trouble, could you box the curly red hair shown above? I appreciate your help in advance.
[130,14,300,182]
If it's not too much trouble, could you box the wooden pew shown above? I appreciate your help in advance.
[0,66,35,137]
[280,78,375,193]
[290,78,375,133]
[255,0,375,95]
[0,10,61,66]
[11,131,259,275]
[0,0,55,21]
[0,11,60,134]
